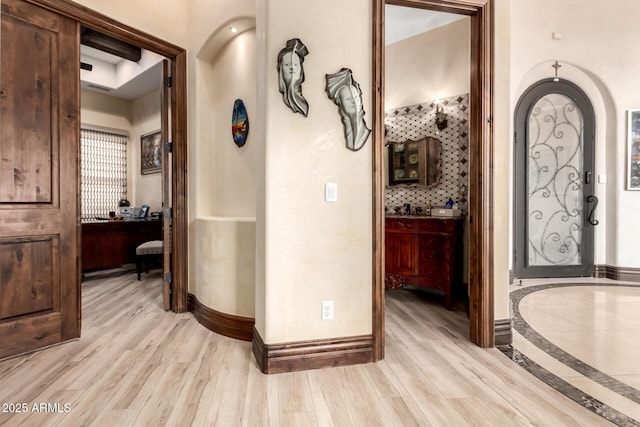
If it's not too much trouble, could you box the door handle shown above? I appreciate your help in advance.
[585,171,592,184]
[586,195,599,226]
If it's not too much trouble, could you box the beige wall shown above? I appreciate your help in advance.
[81,90,132,130]
[188,0,374,343]
[194,218,256,317]
[493,0,512,320]
[190,24,258,318]
[256,0,373,343]
[385,18,470,109]
[195,29,258,217]
[131,89,162,212]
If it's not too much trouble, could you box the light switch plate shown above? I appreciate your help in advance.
[325,183,337,203]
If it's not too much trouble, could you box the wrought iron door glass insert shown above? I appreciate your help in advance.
[527,94,584,266]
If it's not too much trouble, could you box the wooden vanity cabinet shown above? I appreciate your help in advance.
[385,216,463,309]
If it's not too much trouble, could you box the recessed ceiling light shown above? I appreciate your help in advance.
[229,26,238,33]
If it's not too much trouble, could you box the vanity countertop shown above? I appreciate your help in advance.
[385,214,463,220]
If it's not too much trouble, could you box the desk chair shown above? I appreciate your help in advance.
[135,240,163,280]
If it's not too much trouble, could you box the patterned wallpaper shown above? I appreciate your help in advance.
[384,93,469,215]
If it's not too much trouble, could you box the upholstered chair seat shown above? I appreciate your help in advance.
[135,240,163,280]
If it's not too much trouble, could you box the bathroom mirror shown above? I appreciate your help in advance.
[387,136,441,187]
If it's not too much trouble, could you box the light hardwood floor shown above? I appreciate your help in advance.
[0,272,609,426]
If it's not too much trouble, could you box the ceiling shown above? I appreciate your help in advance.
[80,43,163,100]
[385,5,465,45]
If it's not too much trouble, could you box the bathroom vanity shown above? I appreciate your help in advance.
[385,215,463,309]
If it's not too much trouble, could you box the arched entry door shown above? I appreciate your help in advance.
[514,79,597,278]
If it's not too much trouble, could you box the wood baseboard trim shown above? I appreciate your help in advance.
[252,327,374,374]
[594,265,640,282]
[187,293,254,342]
[494,318,512,346]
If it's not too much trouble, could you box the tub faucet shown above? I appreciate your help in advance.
[404,203,411,215]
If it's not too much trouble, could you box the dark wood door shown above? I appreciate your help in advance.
[0,0,80,359]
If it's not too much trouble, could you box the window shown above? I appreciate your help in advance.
[81,128,128,222]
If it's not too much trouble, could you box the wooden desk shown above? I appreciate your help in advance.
[81,220,162,272]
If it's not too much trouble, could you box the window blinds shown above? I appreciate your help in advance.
[81,128,128,222]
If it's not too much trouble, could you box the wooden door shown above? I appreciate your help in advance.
[0,0,80,359]
[160,60,172,311]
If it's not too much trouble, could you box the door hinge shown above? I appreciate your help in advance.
[163,207,173,219]
[514,131,518,144]
[164,272,173,285]
[164,141,173,153]
[164,76,173,88]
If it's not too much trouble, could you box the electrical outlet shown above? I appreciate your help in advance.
[321,300,334,320]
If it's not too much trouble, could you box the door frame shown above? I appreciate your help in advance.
[513,78,596,278]
[26,0,188,312]
[372,0,494,358]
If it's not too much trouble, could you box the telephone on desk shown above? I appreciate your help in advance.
[138,205,150,219]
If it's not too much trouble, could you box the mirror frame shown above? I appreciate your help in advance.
[386,136,442,188]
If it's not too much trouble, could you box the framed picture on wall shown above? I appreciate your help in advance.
[628,110,640,190]
[141,130,162,175]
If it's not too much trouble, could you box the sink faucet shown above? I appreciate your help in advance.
[404,203,411,215]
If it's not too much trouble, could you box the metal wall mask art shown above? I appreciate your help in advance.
[277,38,309,117]
[325,68,371,152]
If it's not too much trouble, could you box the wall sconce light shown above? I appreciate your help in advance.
[435,104,448,131]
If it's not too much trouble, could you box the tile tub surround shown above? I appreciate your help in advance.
[503,282,640,426]
[385,94,469,215]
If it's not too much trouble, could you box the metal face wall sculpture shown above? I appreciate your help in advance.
[277,38,309,117]
[325,68,371,151]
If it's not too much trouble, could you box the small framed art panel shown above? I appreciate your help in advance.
[141,130,162,175]
[628,110,640,189]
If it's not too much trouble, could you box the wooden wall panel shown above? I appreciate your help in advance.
[0,238,55,320]
[0,312,61,359]
[0,15,54,204]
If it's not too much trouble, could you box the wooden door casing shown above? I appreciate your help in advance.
[161,60,171,311]
[20,0,188,314]
[374,0,494,357]
[0,0,80,359]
